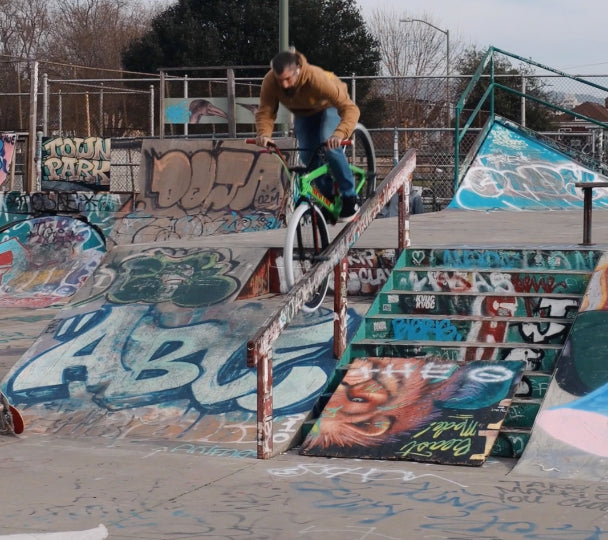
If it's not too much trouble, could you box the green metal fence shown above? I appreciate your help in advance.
[455,47,608,190]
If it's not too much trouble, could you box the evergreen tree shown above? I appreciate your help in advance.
[122,0,380,79]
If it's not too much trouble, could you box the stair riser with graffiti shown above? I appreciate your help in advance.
[347,342,562,371]
[401,248,603,272]
[362,316,572,345]
[309,247,600,463]
[375,292,581,318]
[391,269,590,296]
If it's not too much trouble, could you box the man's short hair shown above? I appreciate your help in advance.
[271,51,299,75]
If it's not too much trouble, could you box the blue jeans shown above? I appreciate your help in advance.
[294,108,356,198]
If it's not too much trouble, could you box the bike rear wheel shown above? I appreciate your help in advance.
[284,202,330,312]
[345,123,377,206]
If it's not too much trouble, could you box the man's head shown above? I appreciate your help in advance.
[271,51,301,92]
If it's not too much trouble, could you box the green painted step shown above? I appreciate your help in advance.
[491,429,531,458]
[399,247,603,271]
[391,269,590,295]
[362,314,572,344]
[515,372,552,399]
[503,399,541,428]
[347,341,563,372]
[375,291,581,318]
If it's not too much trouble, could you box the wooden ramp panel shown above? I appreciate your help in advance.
[300,357,524,466]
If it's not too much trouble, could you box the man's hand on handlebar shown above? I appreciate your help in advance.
[255,135,274,148]
[325,136,344,150]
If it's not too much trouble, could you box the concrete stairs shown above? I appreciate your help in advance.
[309,247,603,459]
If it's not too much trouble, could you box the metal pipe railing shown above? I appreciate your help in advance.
[246,149,416,459]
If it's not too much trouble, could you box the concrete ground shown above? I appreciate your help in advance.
[3,209,608,539]
[3,432,608,540]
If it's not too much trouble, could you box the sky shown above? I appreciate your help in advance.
[356,0,608,76]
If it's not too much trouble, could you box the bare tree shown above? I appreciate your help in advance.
[44,0,158,135]
[366,8,457,129]
[0,0,52,130]
[49,0,154,73]
[0,0,51,59]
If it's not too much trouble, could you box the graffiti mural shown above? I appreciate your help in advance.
[42,136,111,191]
[108,248,240,307]
[2,302,362,450]
[0,191,131,247]
[449,119,608,210]
[164,97,290,125]
[301,357,524,465]
[0,216,106,308]
[0,239,363,450]
[113,139,290,243]
[328,248,397,296]
[0,132,16,187]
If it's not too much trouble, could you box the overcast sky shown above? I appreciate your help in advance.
[356,0,608,76]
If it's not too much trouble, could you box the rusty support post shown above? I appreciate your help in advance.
[397,184,411,249]
[333,257,349,359]
[250,344,274,459]
[398,185,405,249]
[575,182,608,246]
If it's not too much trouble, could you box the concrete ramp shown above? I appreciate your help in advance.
[513,253,608,480]
[2,240,363,454]
[0,138,369,456]
[0,216,106,308]
[449,119,608,210]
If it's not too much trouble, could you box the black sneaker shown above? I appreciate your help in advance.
[339,196,359,223]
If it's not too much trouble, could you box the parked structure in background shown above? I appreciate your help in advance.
[555,97,608,164]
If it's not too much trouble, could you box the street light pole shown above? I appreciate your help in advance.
[400,18,450,126]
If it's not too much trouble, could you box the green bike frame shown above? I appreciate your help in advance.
[294,163,369,221]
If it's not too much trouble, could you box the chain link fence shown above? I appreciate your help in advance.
[2,61,608,208]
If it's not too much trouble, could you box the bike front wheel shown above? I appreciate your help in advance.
[283,202,330,313]
[346,123,377,206]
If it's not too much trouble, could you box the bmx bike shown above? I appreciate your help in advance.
[247,123,376,312]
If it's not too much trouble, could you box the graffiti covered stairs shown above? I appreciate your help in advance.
[301,246,603,462]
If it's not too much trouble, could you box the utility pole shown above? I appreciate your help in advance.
[279,0,289,51]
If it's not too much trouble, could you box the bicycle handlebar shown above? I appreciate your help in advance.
[245,138,352,170]
[245,139,352,149]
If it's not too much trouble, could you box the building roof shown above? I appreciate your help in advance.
[557,101,608,123]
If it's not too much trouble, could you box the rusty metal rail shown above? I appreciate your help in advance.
[575,181,608,245]
[246,149,416,459]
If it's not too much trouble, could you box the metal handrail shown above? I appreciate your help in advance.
[246,149,416,459]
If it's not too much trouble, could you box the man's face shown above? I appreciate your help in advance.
[275,65,300,96]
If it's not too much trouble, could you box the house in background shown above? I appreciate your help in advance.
[555,97,608,159]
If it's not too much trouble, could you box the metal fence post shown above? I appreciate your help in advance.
[227,68,236,138]
[149,85,155,137]
[27,59,38,193]
[42,72,48,136]
[99,83,104,137]
[159,70,165,140]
